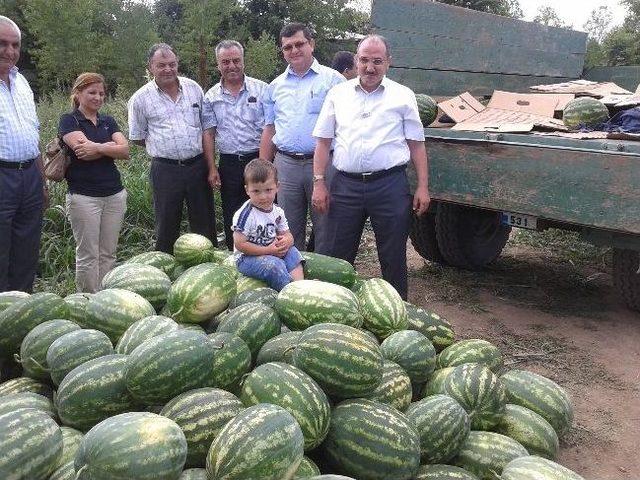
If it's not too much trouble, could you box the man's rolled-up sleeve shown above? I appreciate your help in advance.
[127,96,147,141]
[403,92,426,141]
[262,83,276,126]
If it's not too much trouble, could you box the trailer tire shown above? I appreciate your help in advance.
[613,248,640,312]
[409,206,447,264]
[435,203,511,270]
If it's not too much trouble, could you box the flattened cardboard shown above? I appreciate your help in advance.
[529,80,632,97]
[487,91,572,116]
[437,92,485,123]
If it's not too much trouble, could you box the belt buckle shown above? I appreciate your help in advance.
[361,171,373,181]
[18,161,24,170]
[176,158,185,166]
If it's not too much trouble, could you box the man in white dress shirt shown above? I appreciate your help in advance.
[312,34,430,299]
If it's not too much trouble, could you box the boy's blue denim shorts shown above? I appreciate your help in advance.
[236,246,304,291]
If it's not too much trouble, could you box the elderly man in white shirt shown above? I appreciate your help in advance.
[312,34,430,300]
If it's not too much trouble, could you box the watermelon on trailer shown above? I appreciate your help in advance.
[414,464,480,480]
[500,369,573,436]
[17,319,80,380]
[101,263,171,310]
[240,362,331,451]
[0,292,68,356]
[380,329,436,384]
[236,274,269,293]
[115,315,179,355]
[0,376,53,398]
[405,302,455,351]
[494,404,560,460]
[58,426,84,468]
[256,331,302,365]
[421,366,456,397]
[562,96,609,128]
[216,302,281,358]
[174,233,215,267]
[358,278,407,339]
[293,323,384,399]
[206,403,304,480]
[64,293,93,328]
[365,359,413,412]
[275,279,364,330]
[294,456,321,477]
[416,93,438,126]
[47,329,114,386]
[166,263,236,323]
[75,412,187,480]
[56,354,137,431]
[48,461,75,480]
[301,251,357,288]
[0,290,30,312]
[452,431,529,480]
[501,455,585,480]
[406,394,470,464]
[228,287,278,309]
[180,469,208,480]
[207,332,252,392]
[84,288,156,343]
[0,392,56,419]
[125,250,177,275]
[0,408,63,480]
[323,398,421,480]
[160,387,244,468]
[436,339,504,373]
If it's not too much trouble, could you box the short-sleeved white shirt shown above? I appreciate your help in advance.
[312,76,425,173]
[232,200,289,256]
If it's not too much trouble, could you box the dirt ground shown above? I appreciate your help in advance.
[355,230,640,480]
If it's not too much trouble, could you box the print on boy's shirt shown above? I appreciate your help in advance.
[249,223,278,246]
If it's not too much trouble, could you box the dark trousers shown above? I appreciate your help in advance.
[328,169,412,299]
[219,154,252,250]
[150,155,217,254]
[0,164,44,293]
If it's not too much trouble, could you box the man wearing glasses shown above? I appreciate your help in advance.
[259,23,344,254]
[311,34,430,300]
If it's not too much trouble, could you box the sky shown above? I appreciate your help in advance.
[519,0,628,31]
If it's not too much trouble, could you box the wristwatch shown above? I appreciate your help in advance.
[313,174,325,182]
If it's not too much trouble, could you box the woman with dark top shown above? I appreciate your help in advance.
[58,72,129,293]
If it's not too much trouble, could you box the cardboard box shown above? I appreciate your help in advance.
[529,80,632,97]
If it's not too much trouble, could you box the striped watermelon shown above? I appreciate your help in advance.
[0,376,53,398]
[293,323,384,399]
[358,278,407,339]
[18,319,80,380]
[125,329,218,405]
[216,302,281,358]
[500,369,573,436]
[160,387,244,467]
[405,303,455,351]
[301,251,357,288]
[101,263,171,310]
[170,263,186,282]
[228,287,278,309]
[236,274,269,293]
[49,461,75,480]
[436,339,504,373]
[323,399,421,480]
[421,366,456,397]
[0,292,68,356]
[174,233,215,267]
[562,97,609,128]
[0,392,56,419]
[0,408,63,480]
[501,455,585,480]
[275,280,363,330]
[58,426,84,467]
[240,362,331,451]
[380,329,436,384]
[56,354,137,431]
[207,332,252,391]
[166,263,236,324]
[63,293,93,328]
[406,394,470,463]
[47,329,114,386]
[256,331,302,365]
[75,412,187,480]
[180,469,208,479]
[206,403,304,480]
[115,315,179,354]
[365,359,413,412]
[305,477,356,480]
[495,404,559,460]
[414,464,480,479]
[416,93,438,126]
[125,250,177,275]
[294,456,321,477]
[451,431,528,480]
[0,290,30,312]
[443,363,507,430]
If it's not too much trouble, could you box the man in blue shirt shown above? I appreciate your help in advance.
[259,23,344,254]
[0,16,46,293]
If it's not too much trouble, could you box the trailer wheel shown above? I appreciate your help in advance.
[435,203,511,270]
[613,248,640,311]
[409,206,446,264]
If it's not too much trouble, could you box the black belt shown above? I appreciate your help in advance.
[0,158,36,170]
[220,151,259,162]
[338,164,407,182]
[277,149,314,160]
[153,153,203,166]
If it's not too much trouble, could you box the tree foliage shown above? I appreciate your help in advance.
[435,0,523,17]
[244,31,282,82]
[532,6,571,29]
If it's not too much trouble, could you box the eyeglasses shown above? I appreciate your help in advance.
[357,57,387,66]
[281,40,309,52]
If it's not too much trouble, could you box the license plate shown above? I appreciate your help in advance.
[501,211,537,230]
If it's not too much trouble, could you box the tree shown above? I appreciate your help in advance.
[435,0,523,17]
[583,6,613,43]
[532,6,571,29]
[244,31,281,82]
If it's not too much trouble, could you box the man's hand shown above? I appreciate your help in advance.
[312,180,330,214]
[208,168,221,189]
[412,185,430,216]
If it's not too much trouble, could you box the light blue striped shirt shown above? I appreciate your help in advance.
[202,75,267,154]
[0,67,40,162]
[263,58,344,154]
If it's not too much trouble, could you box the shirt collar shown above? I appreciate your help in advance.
[2,66,19,86]
[153,77,182,94]
[220,77,247,96]
[73,108,103,125]
[285,58,320,78]
[355,75,389,94]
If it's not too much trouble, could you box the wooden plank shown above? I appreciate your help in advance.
[388,66,575,97]
[584,66,640,93]
[381,29,585,77]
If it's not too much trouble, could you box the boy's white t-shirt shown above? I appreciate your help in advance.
[232,200,289,256]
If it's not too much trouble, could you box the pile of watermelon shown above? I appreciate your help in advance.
[0,233,585,480]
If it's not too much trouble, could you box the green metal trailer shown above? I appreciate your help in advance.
[372,0,640,310]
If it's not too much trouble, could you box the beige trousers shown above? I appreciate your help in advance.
[66,189,127,293]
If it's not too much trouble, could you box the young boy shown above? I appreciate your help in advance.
[232,159,304,291]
